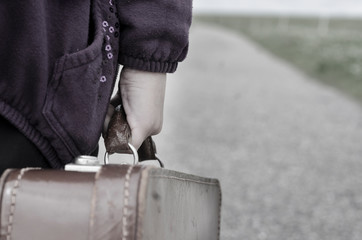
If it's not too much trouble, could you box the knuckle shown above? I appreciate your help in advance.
[150,121,163,135]
[141,120,162,136]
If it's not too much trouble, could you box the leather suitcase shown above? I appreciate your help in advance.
[0,107,221,240]
[0,164,221,240]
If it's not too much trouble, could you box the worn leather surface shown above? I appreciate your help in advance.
[140,168,222,240]
[104,106,132,155]
[138,137,158,161]
[88,165,142,240]
[0,166,221,240]
[0,168,95,240]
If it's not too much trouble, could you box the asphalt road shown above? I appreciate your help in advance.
[156,23,362,240]
[100,23,362,239]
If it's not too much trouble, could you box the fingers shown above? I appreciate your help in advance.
[102,102,162,150]
[103,68,166,150]
[127,116,163,150]
[120,68,166,149]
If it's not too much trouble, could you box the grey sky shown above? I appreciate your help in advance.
[193,0,362,15]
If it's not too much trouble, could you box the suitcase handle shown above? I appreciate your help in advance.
[104,104,163,167]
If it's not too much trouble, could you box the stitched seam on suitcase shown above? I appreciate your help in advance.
[135,167,150,240]
[150,175,219,186]
[122,165,134,240]
[6,168,34,240]
[88,167,103,240]
[217,182,222,240]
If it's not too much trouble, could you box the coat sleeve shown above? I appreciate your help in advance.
[115,0,192,73]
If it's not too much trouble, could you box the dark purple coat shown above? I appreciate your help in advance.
[0,0,192,167]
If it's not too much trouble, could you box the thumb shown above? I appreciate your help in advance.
[102,104,115,137]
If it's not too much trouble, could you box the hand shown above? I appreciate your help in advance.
[103,67,166,149]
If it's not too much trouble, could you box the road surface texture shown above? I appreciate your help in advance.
[100,22,362,239]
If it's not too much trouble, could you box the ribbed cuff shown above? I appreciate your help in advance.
[119,55,178,73]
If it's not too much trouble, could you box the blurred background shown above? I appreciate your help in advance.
[158,1,362,240]
[194,0,362,103]
[194,0,362,15]
[103,1,362,239]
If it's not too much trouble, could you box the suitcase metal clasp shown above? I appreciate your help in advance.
[104,142,139,165]
[65,143,139,172]
[64,155,102,172]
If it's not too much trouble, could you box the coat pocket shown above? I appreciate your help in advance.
[43,14,113,157]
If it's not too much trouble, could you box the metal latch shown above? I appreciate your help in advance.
[64,143,140,172]
[64,155,102,172]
